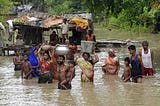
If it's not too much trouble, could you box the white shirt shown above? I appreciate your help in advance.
[61,23,69,34]
[142,48,152,68]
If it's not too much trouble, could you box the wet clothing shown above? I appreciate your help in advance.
[40,60,50,74]
[77,58,94,82]
[14,67,21,71]
[58,82,71,90]
[130,54,142,80]
[141,48,154,76]
[38,72,52,83]
[29,48,40,77]
[81,73,94,82]
[142,49,152,68]
[103,56,119,74]
[14,65,21,71]
[142,68,154,76]
[38,60,52,83]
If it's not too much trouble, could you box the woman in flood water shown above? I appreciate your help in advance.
[76,52,99,82]
[29,48,40,77]
[37,50,53,84]
[102,48,120,75]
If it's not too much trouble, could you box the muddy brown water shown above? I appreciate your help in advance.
[0,47,160,106]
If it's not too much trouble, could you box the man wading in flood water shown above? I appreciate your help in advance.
[57,55,72,90]
[139,41,154,78]
[128,45,143,83]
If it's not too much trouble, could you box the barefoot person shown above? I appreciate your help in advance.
[121,57,131,82]
[128,45,143,83]
[21,54,33,79]
[139,41,154,77]
[102,49,120,75]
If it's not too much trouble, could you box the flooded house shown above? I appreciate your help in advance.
[12,12,93,46]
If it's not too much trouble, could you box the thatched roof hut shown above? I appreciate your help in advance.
[13,12,92,45]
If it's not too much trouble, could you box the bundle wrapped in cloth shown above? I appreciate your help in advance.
[69,17,88,30]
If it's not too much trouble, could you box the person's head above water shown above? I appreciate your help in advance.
[128,45,136,50]
[142,41,149,46]
[108,48,115,57]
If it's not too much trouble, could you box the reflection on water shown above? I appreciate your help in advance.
[0,48,160,106]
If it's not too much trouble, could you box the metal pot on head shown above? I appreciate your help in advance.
[55,44,69,55]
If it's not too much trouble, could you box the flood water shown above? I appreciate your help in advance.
[0,47,160,106]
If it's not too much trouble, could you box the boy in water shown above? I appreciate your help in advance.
[121,57,131,82]
[66,60,76,85]
[13,49,23,71]
[21,54,33,79]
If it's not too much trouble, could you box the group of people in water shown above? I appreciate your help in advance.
[13,22,154,89]
[13,39,154,90]
[102,40,154,83]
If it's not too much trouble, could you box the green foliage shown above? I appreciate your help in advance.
[46,0,72,15]
[148,8,160,23]
[42,0,159,32]
[0,0,13,21]
[0,0,13,14]
[87,0,158,32]
[1,0,159,33]
[45,0,84,15]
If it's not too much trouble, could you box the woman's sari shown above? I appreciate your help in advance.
[77,58,94,82]
[38,60,52,83]
[29,48,40,77]
[103,56,119,74]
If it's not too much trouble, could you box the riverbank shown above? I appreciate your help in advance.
[95,28,160,49]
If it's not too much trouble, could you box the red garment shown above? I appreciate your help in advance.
[142,68,154,76]
[41,60,50,74]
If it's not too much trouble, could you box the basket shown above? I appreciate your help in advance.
[81,40,96,53]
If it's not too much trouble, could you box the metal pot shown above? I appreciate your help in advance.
[55,44,69,55]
